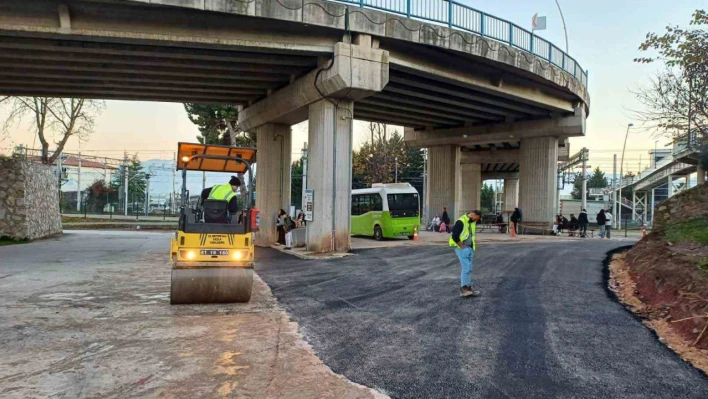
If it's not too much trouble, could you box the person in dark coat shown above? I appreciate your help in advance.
[569,214,579,233]
[510,207,522,234]
[578,209,589,237]
[441,207,451,233]
[596,209,607,238]
[276,209,287,245]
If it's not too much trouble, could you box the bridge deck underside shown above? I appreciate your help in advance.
[0,35,319,105]
[1,39,569,141]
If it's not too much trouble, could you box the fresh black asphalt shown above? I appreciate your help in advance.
[256,241,708,398]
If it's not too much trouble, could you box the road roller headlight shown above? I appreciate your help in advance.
[232,251,247,260]
[180,250,197,260]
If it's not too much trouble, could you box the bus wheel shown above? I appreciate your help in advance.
[373,225,383,241]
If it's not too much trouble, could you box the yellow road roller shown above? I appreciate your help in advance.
[170,142,259,305]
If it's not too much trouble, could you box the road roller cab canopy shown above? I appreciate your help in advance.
[176,142,257,234]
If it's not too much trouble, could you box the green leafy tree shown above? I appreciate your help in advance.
[480,183,495,213]
[571,167,609,199]
[291,159,303,208]
[634,9,707,170]
[183,103,255,147]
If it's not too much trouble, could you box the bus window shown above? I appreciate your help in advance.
[351,195,359,216]
[371,194,383,211]
[359,195,371,214]
[387,194,419,218]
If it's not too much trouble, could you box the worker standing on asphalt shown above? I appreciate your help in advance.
[450,210,482,297]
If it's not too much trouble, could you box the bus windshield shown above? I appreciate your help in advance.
[387,194,419,218]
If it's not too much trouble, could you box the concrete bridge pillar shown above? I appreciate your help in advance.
[254,124,291,247]
[459,163,481,213]
[305,99,354,253]
[698,164,706,185]
[503,179,519,211]
[426,145,462,222]
[518,136,558,223]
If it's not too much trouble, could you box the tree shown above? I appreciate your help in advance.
[480,183,495,213]
[2,97,104,164]
[183,104,255,147]
[588,167,609,188]
[571,167,609,199]
[291,159,303,208]
[84,179,117,213]
[634,9,708,170]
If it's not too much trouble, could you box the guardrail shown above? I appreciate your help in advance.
[336,0,588,88]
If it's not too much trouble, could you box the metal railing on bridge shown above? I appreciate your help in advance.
[336,0,588,88]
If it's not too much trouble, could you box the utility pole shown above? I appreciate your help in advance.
[123,155,129,216]
[395,157,398,183]
[422,148,427,223]
[172,152,177,213]
[103,158,109,213]
[202,171,206,193]
[76,152,82,211]
[613,153,618,229]
[144,173,151,216]
[581,147,588,210]
[57,152,63,206]
[301,142,308,211]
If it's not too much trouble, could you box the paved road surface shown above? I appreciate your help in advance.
[257,241,708,399]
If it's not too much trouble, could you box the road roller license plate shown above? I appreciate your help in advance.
[200,249,229,256]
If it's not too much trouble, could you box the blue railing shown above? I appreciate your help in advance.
[335,0,588,88]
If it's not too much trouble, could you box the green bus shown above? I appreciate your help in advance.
[351,183,420,240]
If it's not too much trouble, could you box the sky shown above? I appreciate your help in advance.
[1,0,705,177]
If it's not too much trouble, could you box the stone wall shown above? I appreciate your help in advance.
[652,182,708,232]
[0,157,62,240]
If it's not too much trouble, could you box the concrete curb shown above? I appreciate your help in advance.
[268,244,354,260]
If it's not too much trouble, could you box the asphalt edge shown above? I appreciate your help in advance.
[601,246,708,379]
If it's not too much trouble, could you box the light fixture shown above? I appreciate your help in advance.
[462,134,468,138]
[186,251,196,260]
[181,155,190,162]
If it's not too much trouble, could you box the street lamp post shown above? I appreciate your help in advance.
[618,123,634,228]
[554,0,569,53]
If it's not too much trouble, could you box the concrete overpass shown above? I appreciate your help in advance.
[0,0,589,252]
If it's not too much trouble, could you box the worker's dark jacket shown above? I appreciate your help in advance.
[201,186,239,213]
[442,211,450,225]
[596,212,606,225]
[510,210,521,223]
[578,212,589,224]
[450,220,467,244]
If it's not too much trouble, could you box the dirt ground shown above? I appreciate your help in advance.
[609,253,708,374]
[0,231,386,399]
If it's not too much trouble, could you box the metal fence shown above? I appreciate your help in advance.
[335,0,588,88]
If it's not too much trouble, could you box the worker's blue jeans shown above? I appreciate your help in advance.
[454,246,474,287]
[599,225,606,238]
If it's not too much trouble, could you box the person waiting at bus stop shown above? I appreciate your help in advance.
[450,210,482,298]
[200,176,241,222]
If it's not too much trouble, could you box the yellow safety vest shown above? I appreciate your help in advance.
[208,183,236,203]
[448,214,477,251]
